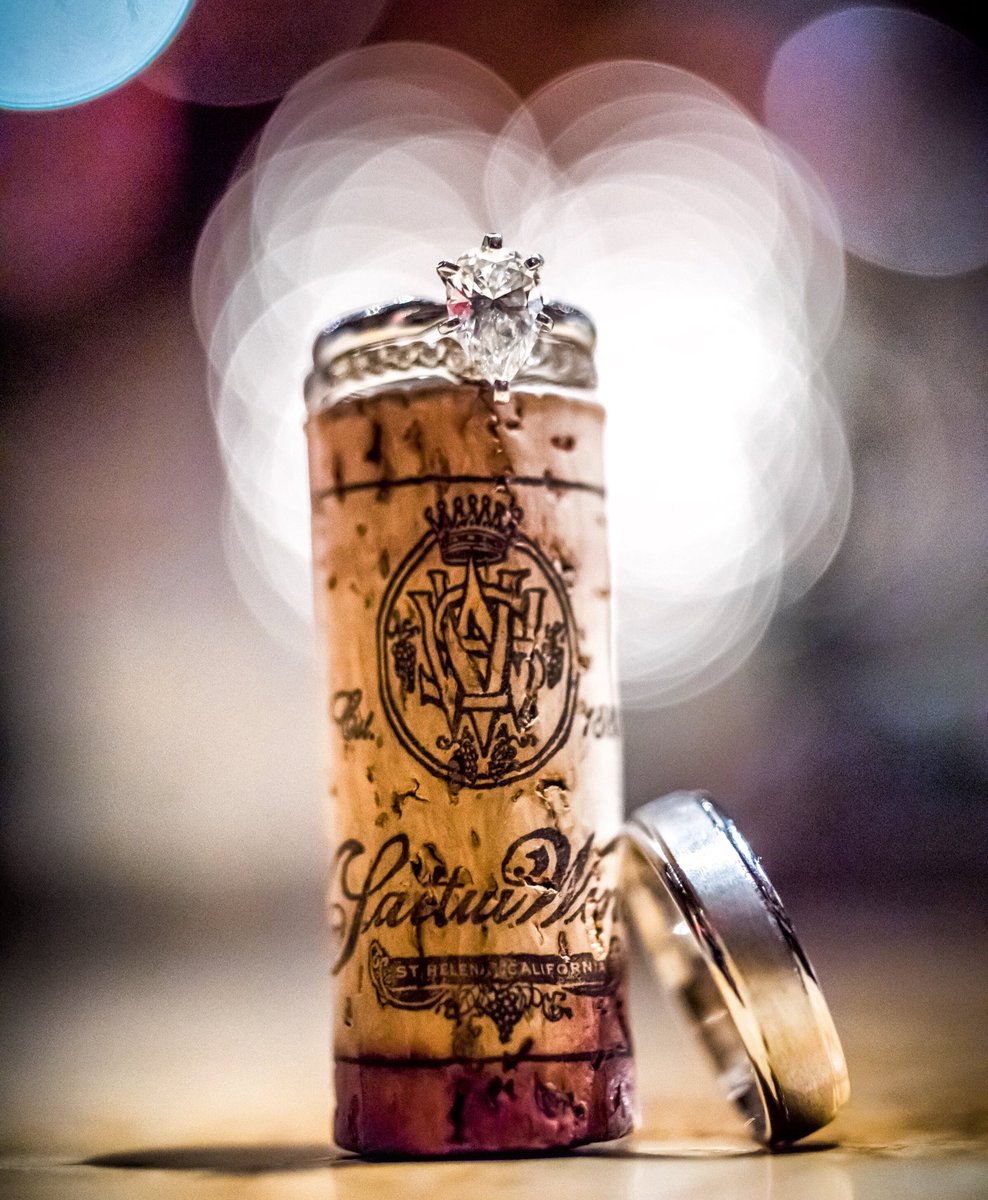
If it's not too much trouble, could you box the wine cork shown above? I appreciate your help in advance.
[306,382,635,1154]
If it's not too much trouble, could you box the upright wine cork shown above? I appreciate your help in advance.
[306,381,635,1154]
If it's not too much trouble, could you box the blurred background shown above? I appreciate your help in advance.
[1,0,986,1162]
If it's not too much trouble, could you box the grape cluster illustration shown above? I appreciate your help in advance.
[449,727,479,785]
[389,616,419,696]
[478,984,536,1043]
[488,724,519,781]
[443,983,574,1043]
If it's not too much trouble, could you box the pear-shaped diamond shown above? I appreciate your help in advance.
[442,241,544,385]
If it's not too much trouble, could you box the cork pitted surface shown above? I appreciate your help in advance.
[307,384,635,1154]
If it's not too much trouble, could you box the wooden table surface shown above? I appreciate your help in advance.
[2,904,985,1198]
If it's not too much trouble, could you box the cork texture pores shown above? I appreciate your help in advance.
[306,384,635,1153]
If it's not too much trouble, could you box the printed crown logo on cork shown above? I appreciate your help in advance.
[424,494,523,565]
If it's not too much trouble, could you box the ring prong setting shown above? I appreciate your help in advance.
[438,236,547,399]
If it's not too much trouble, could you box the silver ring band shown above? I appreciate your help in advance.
[623,791,850,1145]
[306,298,597,410]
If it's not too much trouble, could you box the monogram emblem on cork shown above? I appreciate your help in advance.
[378,494,578,787]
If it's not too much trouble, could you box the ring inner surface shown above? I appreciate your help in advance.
[622,838,768,1142]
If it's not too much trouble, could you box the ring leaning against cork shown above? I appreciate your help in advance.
[307,233,595,408]
[623,791,850,1146]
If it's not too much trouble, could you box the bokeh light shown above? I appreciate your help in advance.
[765,6,988,277]
[194,45,851,706]
[0,0,192,110]
[142,0,392,107]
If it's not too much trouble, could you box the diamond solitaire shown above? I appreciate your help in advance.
[437,233,553,402]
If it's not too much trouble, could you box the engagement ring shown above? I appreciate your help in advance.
[306,235,596,410]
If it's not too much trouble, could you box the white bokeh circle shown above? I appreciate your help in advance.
[193,46,852,706]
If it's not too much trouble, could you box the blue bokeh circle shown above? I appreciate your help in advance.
[0,0,195,110]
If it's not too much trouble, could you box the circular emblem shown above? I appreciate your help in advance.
[377,494,578,788]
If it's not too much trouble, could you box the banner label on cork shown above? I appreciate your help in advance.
[368,937,623,1044]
